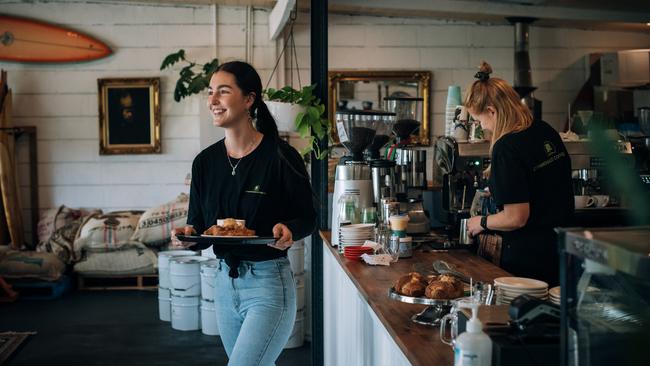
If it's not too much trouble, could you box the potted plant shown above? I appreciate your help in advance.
[159,49,219,102]
[264,84,330,160]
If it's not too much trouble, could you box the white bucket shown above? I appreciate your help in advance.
[294,273,305,310]
[171,295,201,331]
[158,287,171,322]
[284,309,305,349]
[200,299,219,336]
[158,250,197,288]
[288,240,304,274]
[200,259,219,301]
[170,256,209,297]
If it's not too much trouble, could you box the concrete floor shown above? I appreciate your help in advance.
[0,291,310,366]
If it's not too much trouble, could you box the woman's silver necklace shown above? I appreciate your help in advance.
[225,137,257,176]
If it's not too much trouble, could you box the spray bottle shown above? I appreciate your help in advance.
[453,302,492,366]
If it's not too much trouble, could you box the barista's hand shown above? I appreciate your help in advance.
[467,216,484,237]
[170,226,197,249]
[269,223,293,250]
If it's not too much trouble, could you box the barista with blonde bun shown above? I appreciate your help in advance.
[465,61,573,285]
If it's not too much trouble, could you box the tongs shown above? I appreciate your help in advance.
[433,260,472,284]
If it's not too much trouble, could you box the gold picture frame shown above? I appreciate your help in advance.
[328,70,432,146]
[98,77,161,154]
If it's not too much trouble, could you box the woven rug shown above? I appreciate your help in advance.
[0,331,35,364]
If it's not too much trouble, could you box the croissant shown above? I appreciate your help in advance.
[425,281,456,299]
[401,280,426,297]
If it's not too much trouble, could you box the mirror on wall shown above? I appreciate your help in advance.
[328,70,432,146]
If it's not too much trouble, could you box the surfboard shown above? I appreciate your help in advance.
[0,14,112,63]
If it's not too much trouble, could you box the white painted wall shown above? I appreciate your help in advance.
[289,13,650,135]
[5,2,649,241]
[0,1,279,243]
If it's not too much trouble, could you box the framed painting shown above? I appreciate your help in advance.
[98,77,161,154]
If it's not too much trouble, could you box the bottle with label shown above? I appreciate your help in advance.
[453,303,492,366]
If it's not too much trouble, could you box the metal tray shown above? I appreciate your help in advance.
[177,234,277,246]
[388,287,453,306]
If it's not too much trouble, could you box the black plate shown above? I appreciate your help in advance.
[177,234,277,246]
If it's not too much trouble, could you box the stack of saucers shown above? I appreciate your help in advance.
[494,277,548,305]
[549,286,561,306]
[339,224,374,248]
[343,246,374,261]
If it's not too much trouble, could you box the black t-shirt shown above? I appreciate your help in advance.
[186,135,317,264]
[488,120,574,284]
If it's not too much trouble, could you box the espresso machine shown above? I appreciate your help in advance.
[331,110,378,247]
[365,111,398,207]
[384,96,430,234]
[435,138,490,233]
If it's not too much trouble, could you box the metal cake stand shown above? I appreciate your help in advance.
[388,288,453,326]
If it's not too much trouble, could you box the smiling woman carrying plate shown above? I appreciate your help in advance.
[171,61,316,366]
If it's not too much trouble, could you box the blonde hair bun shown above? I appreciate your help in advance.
[479,61,493,75]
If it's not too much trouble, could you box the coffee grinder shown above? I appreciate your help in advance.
[364,111,398,210]
[331,110,377,247]
[384,97,430,234]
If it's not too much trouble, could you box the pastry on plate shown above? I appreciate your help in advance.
[204,218,255,236]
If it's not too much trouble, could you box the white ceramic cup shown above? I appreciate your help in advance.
[574,195,595,209]
[592,195,610,208]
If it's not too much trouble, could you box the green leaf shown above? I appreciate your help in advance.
[188,75,208,94]
[296,121,311,138]
[174,78,188,102]
[202,58,219,75]
[160,49,186,70]
[179,64,196,79]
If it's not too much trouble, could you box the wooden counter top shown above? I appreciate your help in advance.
[320,230,511,366]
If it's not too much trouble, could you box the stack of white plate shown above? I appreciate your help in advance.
[338,224,375,248]
[494,277,549,305]
[549,286,561,305]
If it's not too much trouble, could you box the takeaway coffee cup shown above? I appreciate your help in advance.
[574,195,595,209]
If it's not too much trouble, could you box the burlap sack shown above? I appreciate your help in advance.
[130,193,189,248]
[0,249,66,281]
[74,211,143,256]
[36,218,84,264]
[73,247,157,276]
[37,206,102,247]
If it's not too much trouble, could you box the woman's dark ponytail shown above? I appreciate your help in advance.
[216,61,279,141]
[254,97,279,140]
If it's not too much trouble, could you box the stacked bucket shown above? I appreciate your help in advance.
[158,242,306,347]
[285,240,305,349]
[157,250,219,336]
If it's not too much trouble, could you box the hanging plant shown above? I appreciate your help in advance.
[263,85,331,160]
[160,49,219,102]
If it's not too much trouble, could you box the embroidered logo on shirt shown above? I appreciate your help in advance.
[543,141,556,157]
[245,185,267,195]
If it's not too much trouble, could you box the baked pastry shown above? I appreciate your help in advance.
[394,272,428,297]
[424,275,465,299]
[204,218,255,236]
[425,281,456,299]
[401,280,426,297]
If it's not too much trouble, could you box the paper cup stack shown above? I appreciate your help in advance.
[339,224,374,248]
[494,277,548,305]
[549,286,561,306]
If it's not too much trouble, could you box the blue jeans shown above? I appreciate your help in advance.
[214,257,296,366]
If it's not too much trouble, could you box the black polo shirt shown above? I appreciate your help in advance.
[488,120,574,285]
[186,135,317,264]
